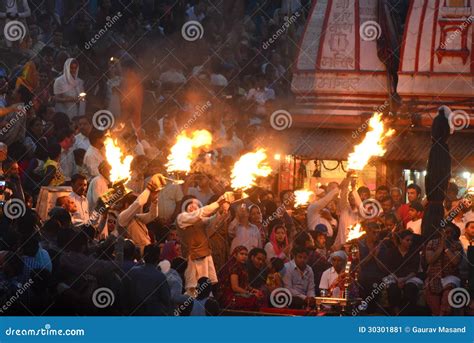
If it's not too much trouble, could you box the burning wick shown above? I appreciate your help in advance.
[79,92,86,101]
[294,189,313,207]
[346,223,366,242]
[347,113,394,171]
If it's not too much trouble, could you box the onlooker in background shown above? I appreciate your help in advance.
[357,186,371,202]
[3,160,25,201]
[55,195,77,218]
[282,246,315,309]
[126,244,172,316]
[264,223,289,262]
[406,201,423,235]
[57,128,75,182]
[73,115,91,151]
[246,248,268,291]
[319,250,348,298]
[53,58,85,120]
[375,185,390,203]
[229,205,262,252]
[19,232,52,283]
[186,174,215,206]
[381,230,422,315]
[217,246,261,310]
[425,225,462,316]
[87,161,111,212]
[83,129,105,179]
[460,221,474,253]
[312,224,329,257]
[390,187,403,211]
[42,143,65,186]
[72,148,87,176]
[357,222,385,313]
[69,174,89,225]
[190,277,220,316]
[397,184,422,226]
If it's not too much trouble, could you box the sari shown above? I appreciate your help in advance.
[217,247,258,310]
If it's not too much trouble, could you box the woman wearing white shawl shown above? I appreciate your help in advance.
[53,58,85,120]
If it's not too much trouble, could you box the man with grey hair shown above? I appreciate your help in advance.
[390,187,403,211]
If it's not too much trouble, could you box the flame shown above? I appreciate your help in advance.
[166,130,212,173]
[104,136,133,183]
[294,189,314,207]
[347,113,395,170]
[231,149,272,190]
[347,223,366,241]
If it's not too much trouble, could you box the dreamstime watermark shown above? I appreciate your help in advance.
[352,106,393,139]
[87,188,124,225]
[3,198,26,220]
[3,20,26,42]
[0,101,33,137]
[174,279,212,316]
[359,198,382,219]
[448,109,470,131]
[92,287,115,308]
[262,192,296,228]
[181,21,204,42]
[359,21,381,41]
[270,287,292,308]
[5,324,85,337]
[177,101,212,134]
[262,12,301,49]
[92,110,115,131]
[440,16,474,49]
[352,281,386,316]
[270,110,292,131]
[440,193,472,228]
[447,287,471,308]
[84,12,123,50]
[0,278,33,314]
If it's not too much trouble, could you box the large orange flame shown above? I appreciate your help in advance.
[347,223,366,241]
[104,136,133,183]
[347,113,395,170]
[166,130,212,173]
[294,189,314,207]
[231,149,272,191]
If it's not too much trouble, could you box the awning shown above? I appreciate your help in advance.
[280,128,474,169]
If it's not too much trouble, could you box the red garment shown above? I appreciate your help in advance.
[160,241,179,261]
[269,227,289,258]
[217,257,258,310]
[397,204,410,226]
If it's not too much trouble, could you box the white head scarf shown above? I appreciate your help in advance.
[329,250,348,265]
[54,58,80,94]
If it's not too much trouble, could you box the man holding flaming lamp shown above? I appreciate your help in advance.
[177,191,236,295]
[116,173,168,256]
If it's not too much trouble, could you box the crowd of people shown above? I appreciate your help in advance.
[0,0,473,317]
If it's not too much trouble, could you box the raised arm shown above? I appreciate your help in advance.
[135,194,159,225]
[338,177,351,211]
[176,201,220,229]
[308,187,340,215]
[118,188,152,228]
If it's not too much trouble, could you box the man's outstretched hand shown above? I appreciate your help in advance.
[147,174,167,192]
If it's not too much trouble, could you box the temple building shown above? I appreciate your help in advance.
[279,0,474,193]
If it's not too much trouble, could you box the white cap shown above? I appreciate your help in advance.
[158,260,171,274]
